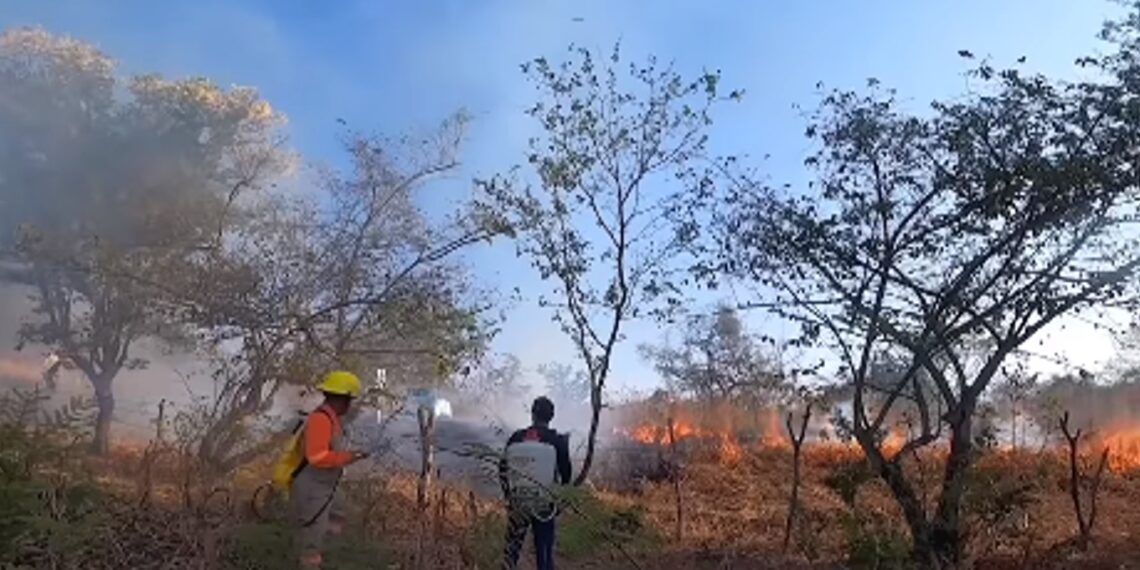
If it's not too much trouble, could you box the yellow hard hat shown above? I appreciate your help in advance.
[317,370,362,398]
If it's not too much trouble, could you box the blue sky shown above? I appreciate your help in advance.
[1,0,1125,394]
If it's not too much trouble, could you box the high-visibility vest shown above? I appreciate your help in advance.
[270,407,333,493]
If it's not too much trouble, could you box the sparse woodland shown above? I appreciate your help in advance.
[7,6,1140,569]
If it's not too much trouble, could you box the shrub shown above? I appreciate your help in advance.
[0,388,105,567]
[467,486,661,567]
[841,512,911,570]
[824,457,875,509]
[556,486,660,560]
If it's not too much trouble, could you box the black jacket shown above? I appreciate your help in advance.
[498,425,572,497]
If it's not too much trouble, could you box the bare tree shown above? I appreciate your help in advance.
[707,13,1140,566]
[540,362,590,407]
[1059,411,1110,552]
[415,404,437,570]
[454,352,528,431]
[640,306,786,403]
[478,43,739,484]
[783,402,812,554]
[666,410,685,541]
[993,369,1038,450]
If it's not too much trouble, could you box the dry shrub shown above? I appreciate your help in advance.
[0,386,398,569]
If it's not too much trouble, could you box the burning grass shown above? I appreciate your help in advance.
[606,442,1140,568]
[602,403,1140,568]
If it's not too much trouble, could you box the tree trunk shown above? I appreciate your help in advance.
[856,429,928,538]
[92,378,115,455]
[1010,403,1019,450]
[783,405,811,554]
[138,399,167,508]
[917,414,975,569]
[573,385,603,486]
[415,407,436,570]
[667,416,684,541]
[1060,411,1110,552]
[856,421,965,570]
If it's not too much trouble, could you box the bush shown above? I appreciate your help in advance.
[823,457,875,509]
[467,486,661,567]
[841,512,911,570]
[221,522,295,570]
[556,486,660,560]
[0,388,106,568]
[215,519,393,570]
[822,457,910,569]
[964,453,1042,560]
[0,476,109,567]
[0,386,401,569]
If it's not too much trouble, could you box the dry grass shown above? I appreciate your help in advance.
[610,442,1140,569]
[13,434,1140,569]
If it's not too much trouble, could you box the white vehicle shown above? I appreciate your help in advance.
[369,370,451,422]
[372,387,452,425]
[403,387,453,420]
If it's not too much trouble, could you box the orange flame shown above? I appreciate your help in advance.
[1092,425,1140,473]
[882,424,908,457]
[621,402,1140,476]
[758,408,789,449]
[625,416,748,464]
[0,357,43,385]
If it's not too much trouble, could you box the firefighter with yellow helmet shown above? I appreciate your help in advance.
[291,370,369,569]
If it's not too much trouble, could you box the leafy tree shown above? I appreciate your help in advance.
[705,12,1140,566]
[539,361,590,410]
[0,27,286,454]
[639,306,786,403]
[539,361,592,440]
[175,114,505,470]
[455,352,529,427]
[478,43,739,484]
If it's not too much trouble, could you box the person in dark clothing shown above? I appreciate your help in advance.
[499,396,571,570]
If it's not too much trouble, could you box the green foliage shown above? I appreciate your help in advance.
[698,5,1140,564]
[220,522,295,570]
[555,486,660,560]
[0,387,399,569]
[963,458,1041,555]
[0,388,106,567]
[1,26,288,454]
[0,479,108,567]
[824,458,875,509]
[841,512,911,570]
[220,521,388,570]
[469,487,660,567]
[0,387,94,480]
[470,511,509,567]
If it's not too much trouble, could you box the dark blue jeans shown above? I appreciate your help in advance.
[502,509,555,570]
